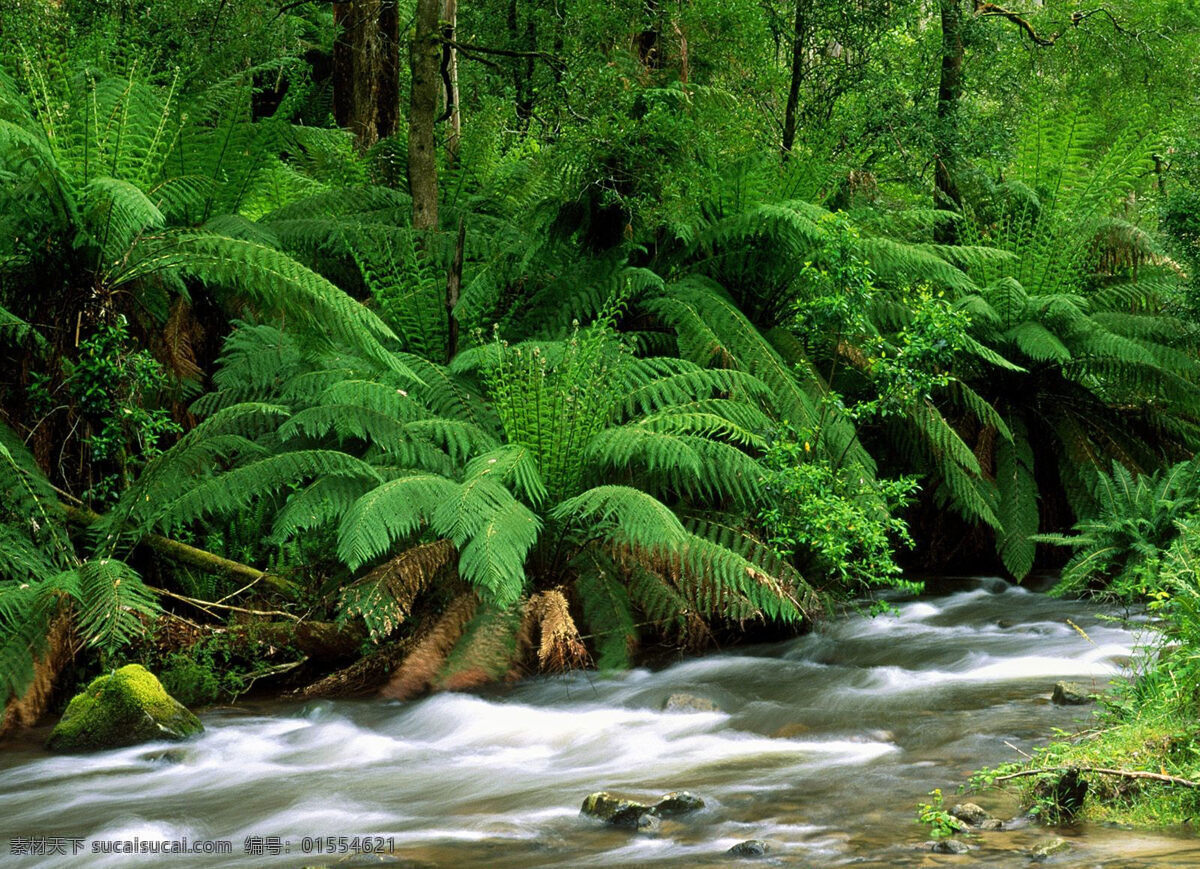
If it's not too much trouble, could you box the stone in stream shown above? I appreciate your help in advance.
[949,802,994,827]
[580,792,653,828]
[46,665,203,752]
[652,791,706,817]
[726,839,769,858]
[979,818,1005,831]
[1051,681,1093,705]
[580,790,705,829]
[1028,837,1071,861]
[662,693,721,713]
[916,839,971,854]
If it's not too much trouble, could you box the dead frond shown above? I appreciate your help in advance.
[527,588,591,672]
[381,592,477,700]
[340,539,456,641]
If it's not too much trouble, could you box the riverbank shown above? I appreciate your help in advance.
[4,579,1196,867]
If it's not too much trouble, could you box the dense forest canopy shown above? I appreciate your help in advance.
[1,0,1200,749]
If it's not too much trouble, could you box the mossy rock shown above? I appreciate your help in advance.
[46,665,204,752]
[581,792,652,828]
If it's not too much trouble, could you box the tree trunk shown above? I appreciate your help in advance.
[508,0,538,127]
[442,0,462,167]
[781,0,813,158]
[332,0,401,149]
[410,0,442,231]
[935,0,964,242]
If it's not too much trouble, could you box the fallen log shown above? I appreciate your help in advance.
[64,504,299,597]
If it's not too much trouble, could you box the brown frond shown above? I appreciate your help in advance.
[976,424,998,477]
[0,607,73,738]
[434,600,528,691]
[529,589,590,672]
[340,539,456,641]
[380,592,477,700]
[162,297,204,381]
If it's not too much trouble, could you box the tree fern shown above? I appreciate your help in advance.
[133,308,816,687]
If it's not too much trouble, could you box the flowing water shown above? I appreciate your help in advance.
[3,577,1200,867]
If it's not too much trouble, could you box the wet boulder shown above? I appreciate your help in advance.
[581,790,706,829]
[1051,681,1093,705]
[950,802,993,827]
[980,818,1005,831]
[581,792,653,828]
[652,791,705,817]
[917,839,970,854]
[727,839,769,858]
[662,693,721,713]
[47,665,203,752]
[1029,837,1071,861]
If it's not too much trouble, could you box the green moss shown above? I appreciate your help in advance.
[982,710,1200,827]
[46,664,203,752]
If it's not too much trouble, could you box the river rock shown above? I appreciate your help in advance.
[46,665,203,752]
[980,818,1004,831]
[950,802,993,826]
[662,693,721,713]
[581,792,653,827]
[652,791,706,817]
[636,813,663,832]
[1029,837,1071,861]
[1051,681,1092,705]
[727,839,769,858]
[917,839,970,854]
[581,790,706,828]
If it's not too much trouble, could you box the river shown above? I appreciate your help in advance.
[3,577,1199,867]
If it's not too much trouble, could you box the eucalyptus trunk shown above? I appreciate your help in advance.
[332,0,401,149]
[409,0,442,231]
[935,0,964,242]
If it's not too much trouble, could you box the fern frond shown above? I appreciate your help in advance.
[527,588,589,672]
[339,539,456,641]
[67,559,159,655]
[995,420,1038,579]
[575,565,637,670]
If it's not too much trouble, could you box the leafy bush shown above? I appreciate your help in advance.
[759,429,919,595]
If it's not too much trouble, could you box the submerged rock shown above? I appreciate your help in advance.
[950,802,993,826]
[917,838,970,854]
[979,818,1005,831]
[1029,837,1071,861]
[1051,681,1093,705]
[662,693,721,713]
[47,665,203,752]
[581,790,706,830]
[580,792,652,828]
[727,839,769,858]
[652,791,705,817]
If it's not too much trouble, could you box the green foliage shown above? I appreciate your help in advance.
[154,633,258,707]
[1043,456,1200,600]
[759,429,920,595]
[66,315,181,504]
[0,424,159,704]
[916,789,961,840]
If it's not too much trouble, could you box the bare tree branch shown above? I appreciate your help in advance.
[994,766,1200,789]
